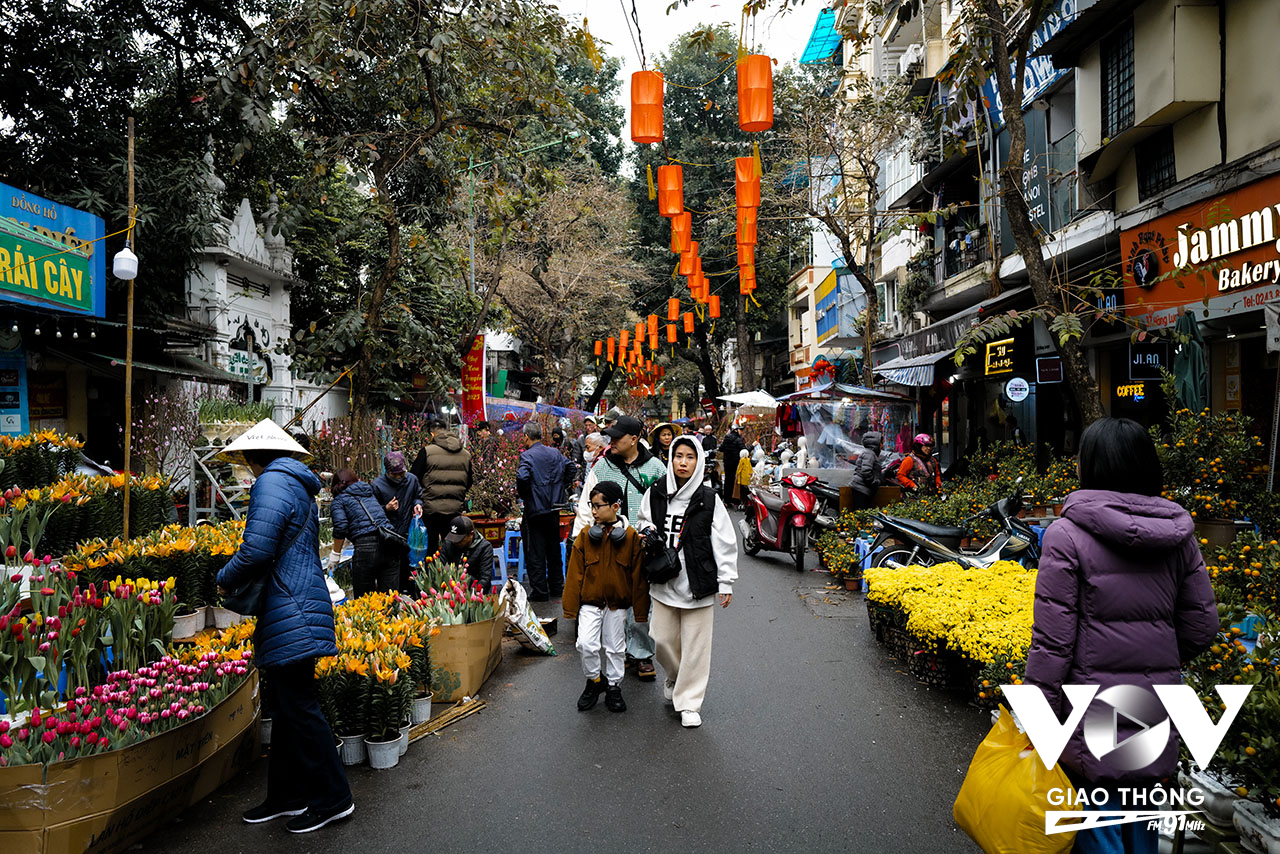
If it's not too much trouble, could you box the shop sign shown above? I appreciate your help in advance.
[985,338,1015,375]
[28,372,66,418]
[1005,377,1030,402]
[1,182,106,317]
[1122,172,1280,328]
[1036,356,1063,384]
[1116,382,1147,400]
[980,0,1076,130]
[460,335,487,423]
[0,353,28,434]
[1129,341,1170,380]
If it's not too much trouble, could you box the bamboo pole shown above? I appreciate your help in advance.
[122,117,136,539]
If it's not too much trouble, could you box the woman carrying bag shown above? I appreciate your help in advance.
[215,420,354,834]
[329,468,401,598]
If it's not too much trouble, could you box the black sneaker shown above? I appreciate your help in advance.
[242,800,307,824]
[605,684,626,713]
[285,799,355,833]
[577,678,604,711]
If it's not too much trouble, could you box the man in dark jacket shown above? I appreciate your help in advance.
[699,423,720,489]
[438,515,495,592]
[371,451,423,592]
[850,431,884,509]
[517,422,576,601]
[718,426,746,504]
[412,419,472,555]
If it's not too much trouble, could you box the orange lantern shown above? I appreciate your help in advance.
[737,243,755,267]
[594,339,602,357]
[683,312,695,334]
[634,321,644,343]
[737,55,774,132]
[648,314,659,350]
[739,278,754,295]
[619,329,629,352]
[737,207,758,245]
[667,323,677,343]
[735,157,760,208]
[667,297,680,321]
[631,71,663,144]
[679,240,699,276]
[657,165,683,217]
[670,212,692,254]
[607,337,616,363]
[709,295,721,318]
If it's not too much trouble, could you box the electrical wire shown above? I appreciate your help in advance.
[618,0,643,69]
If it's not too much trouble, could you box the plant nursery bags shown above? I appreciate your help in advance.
[500,579,556,655]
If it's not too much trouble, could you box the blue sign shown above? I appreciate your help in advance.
[0,350,29,434]
[981,0,1076,131]
[1,181,106,317]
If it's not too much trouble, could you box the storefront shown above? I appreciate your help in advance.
[1119,171,1280,452]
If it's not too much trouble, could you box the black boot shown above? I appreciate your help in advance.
[577,678,604,711]
[604,683,626,713]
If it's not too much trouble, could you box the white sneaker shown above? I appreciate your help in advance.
[663,680,675,701]
[681,711,702,728]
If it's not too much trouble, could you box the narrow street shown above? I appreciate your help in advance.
[143,517,988,854]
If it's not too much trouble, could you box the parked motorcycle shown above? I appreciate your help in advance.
[867,489,1040,569]
[809,479,842,531]
[740,471,820,572]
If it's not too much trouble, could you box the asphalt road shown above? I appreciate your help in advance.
[141,519,990,854]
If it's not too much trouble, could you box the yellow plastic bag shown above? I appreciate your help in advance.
[953,705,1081,854]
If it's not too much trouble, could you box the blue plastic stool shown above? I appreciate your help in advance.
[504,529,526,583]
[490,550,508,593]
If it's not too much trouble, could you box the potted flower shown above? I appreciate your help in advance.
[466,425,524,546]
[363,653,406,770]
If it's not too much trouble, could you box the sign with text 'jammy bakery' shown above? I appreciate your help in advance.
[1122,172,1280,329]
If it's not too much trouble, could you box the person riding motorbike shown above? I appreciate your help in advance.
[896,433,941,497]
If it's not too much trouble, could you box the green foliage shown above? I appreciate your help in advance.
[898,245,934,316]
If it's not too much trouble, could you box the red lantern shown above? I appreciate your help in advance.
[667,323,677,343]
[683,312,695,334]
[737,207,757,245]
[737,243,755,268]
[657,165,683,217]
[667,297,680,321]
[737,55,774,132]
[709,295,721,319]
[679,240,699,276]
[670,211,692,254]
[607,337,616,363]
[631,71,663,144]
[735,157,760,208]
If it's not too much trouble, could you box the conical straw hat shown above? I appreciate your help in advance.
[216,418,313,466]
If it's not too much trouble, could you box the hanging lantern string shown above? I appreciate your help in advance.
[630,0,647,68]
[618,0,645,68]
[660,58,738,91]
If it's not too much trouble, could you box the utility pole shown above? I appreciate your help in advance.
[122,117,136,539]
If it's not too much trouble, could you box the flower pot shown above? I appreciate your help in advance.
[467,516,508,548]
[1052,503,1065,517]
[338,733,367,766]
[1235,799,1280,854]
[411,692,433,725]
[260,717,272,746]
[173,608,206,640]
[365,735,400,769]
[1180,767,1243,827]
[843,577,861,591]
[209,606,246,630]
[1196,518,1239,550]
[398,722,410,756]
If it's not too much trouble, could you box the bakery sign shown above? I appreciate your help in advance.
[1122,172,1280,329]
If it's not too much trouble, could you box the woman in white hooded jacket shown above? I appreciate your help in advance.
[637,435,738,728]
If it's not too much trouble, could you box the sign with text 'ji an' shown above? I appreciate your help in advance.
[1,182,106,317]
[460,334,486,424]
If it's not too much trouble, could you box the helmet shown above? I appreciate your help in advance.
[914,433,933,446]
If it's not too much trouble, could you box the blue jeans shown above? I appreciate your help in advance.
[626,607,656,660]
[1071,785,1158,854]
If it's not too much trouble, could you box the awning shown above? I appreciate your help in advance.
[776,381,911,402]
[874,350,956,387]
[800,9,842,64]
[51,348,245,384]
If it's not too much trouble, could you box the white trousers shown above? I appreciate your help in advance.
[650,600,715,714]
[576,604,627,686]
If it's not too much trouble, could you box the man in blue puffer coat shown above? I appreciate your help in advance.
[217,451,354,833]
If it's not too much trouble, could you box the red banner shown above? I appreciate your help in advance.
[460,334,486,424]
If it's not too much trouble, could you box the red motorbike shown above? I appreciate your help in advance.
[741,471,819,572]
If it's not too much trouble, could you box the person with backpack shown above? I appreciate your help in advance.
[573,415,666,680]
[896,433,942,497]
[850,431,884,509]
[637,436,737,728]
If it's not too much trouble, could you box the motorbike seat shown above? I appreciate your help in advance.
[760,491,788,512]
[810,482,840,500]
[883,516,967,541]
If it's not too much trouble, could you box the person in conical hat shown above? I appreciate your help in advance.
[215,418,354,832]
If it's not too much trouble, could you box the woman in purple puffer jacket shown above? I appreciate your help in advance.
[1024,417,1218,854]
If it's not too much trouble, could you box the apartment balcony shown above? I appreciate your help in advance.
[935,224,993,283]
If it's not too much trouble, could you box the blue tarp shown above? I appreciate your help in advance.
[485,396,591,423]
[801,9,842,65]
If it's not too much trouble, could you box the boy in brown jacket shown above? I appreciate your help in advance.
[563,480,649,712]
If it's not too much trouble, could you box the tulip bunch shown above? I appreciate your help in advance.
[410,560,498,624]
[0,652,251,767]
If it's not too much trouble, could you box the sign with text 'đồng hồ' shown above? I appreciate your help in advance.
[0,182,106,317]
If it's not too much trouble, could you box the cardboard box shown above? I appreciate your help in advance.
[430,616,504,702]
[0,670,260,854]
